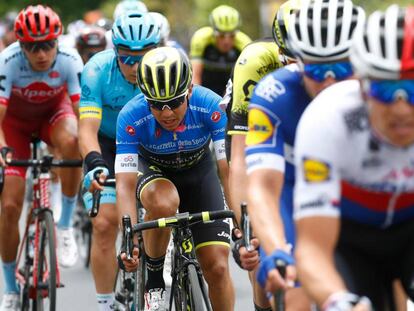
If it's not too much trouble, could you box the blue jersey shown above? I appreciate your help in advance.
[79,49,141,139]
[115,85,227,173]
[245,64,311,245]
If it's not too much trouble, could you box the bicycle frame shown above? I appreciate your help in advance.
[14,142,62,297]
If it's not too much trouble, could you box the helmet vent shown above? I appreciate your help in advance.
[147,24,154,39]
[117,25,125,39]
[170,62,177,94]
[157,67,166,97]
[129,24,134,40]
[144,64,156,97]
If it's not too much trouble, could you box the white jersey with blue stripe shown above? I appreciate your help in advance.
[294,80,414,228]
[79,49,141,139]
[115,85,227,173]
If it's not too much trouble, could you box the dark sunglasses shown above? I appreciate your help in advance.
[303,62,354,82]
[117,54,144,66]
[146,93,188,111]
[365,80,414,105]
[21,40,57,53]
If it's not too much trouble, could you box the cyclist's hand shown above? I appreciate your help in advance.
[324,292,373,311]
[0,147,12,167]
[119,247,139,272]
[239,238,260,271]
[257,249,296,292]
[83,166,109,192]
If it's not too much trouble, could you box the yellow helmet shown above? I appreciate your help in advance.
[272,0,302,58]
[137,47,192,101]
[209,5,240,33]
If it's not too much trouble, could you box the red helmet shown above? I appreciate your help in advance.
[14,5,62,42]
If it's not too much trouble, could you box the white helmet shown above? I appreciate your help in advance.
[149,12,170,43]
[113,0,148,20]
[287,0,365,62]
[350,5,414,80]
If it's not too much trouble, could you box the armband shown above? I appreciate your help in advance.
[84,151,108,172]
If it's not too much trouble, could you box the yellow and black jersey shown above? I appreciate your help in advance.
[226,39,285,137]
[190,26,251,95]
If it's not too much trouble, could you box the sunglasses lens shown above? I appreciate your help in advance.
[118,55,143,66]
[23,40,56,53]
[369,80,414,105]
[304,62,353,82]
[147,95,187,111]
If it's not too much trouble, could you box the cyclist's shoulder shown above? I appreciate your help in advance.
[0,42,23,66]
[56,46,82,63]
[190,27,214,56]
[235,39,283,75]
[234,31,252,50]
[82,50,116,82]
[251,63,302,110]
[190,85,222,108]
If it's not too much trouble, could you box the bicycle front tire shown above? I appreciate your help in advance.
[187,265,210,311]
[35,211,56,311]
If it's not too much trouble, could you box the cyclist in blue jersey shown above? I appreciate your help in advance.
[116,47,233,311]
[294,5,414,310]
[78,11,160,311]
[245,0,365,307]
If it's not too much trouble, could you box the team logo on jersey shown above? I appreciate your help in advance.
[48,71,60,78]
[303,157,331,183]
[246,108,273,146]
[211,111,221,122]
[126,125,136,136]
[15,82,64,103]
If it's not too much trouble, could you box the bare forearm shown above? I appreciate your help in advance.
[247,184,286,254]
[296,242,347,307]
[78,123,101,158]
[229,160,247,222]
[116,183,138,225]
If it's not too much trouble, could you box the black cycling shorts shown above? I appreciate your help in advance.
[335,218,414,310]
[136,156,230,250]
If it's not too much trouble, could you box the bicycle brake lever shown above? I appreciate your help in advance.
[240,203,253,252]
[89,189,101,218]
[274,259,286,310]
[122,215,133,260]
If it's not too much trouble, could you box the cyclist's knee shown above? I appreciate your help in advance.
[92,218,117,252]
[201,251,230,283]
[141,181,178,217]
[0,199,23,223]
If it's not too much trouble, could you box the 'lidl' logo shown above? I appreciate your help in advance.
[246,109,273,146]
[303,157,331,182]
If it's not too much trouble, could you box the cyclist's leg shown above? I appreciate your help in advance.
[177,159,234,311]
[0,115,31,304]
[137,159,178,294]
[44,98,82,267]
[82,134,118,310]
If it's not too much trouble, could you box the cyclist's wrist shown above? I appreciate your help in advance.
[84,151,108,171]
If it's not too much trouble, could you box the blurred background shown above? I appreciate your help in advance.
[0,0,413,51]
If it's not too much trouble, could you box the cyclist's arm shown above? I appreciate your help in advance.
[0,105,7,148]
[78,117,101,157]
[295,216,346,307]
[229,134,247,221]
[216,158,230,208]
[247,169,286,254]
[115,172,138,226]
[192,60,203,85]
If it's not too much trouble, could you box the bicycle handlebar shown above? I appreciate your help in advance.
[240,202,253,252]
[132,210,234,233]
[5,158,83,167]
[274,260,287,311]
[89,178,116,218]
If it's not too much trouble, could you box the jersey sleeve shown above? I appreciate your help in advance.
[115,100,140,174]
[79,59,103,121]
[65,50,83,102]
[293,90,345,221]
[245,73,288,174]
[234,31,252,51]
[0,51,14,106]
[190,27,212,60]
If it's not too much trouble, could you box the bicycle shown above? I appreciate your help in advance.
[0,139,82,311]
[122,209,234,311]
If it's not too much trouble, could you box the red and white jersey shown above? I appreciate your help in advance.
[0,42,83,108]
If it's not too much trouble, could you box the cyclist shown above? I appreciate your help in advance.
[225,1,302,310]
[78,12,160,311]
[105,0,149,50]
[149,12,185,52]
[0,5,83,310]
[294,4,414,310]
[75,25,107,64]
[190,5,251,95]
[116,47,233,311]
[245,0,365,308]
[0,12,17,51]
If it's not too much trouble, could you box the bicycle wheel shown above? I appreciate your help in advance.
[186,265,209,311]
[35,211,56,311]
[133,251,147,311]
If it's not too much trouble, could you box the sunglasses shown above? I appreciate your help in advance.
[21,40,57,53]
[117,54,144,66]
[365,80,414,105]
[146,92,188,111]
[303,62,353,82]
[214,31,236,39]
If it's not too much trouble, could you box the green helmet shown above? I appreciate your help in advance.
[209,5,240,33]
[272,0,302,59]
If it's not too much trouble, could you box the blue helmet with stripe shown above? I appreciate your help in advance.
[112,11,160,51]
